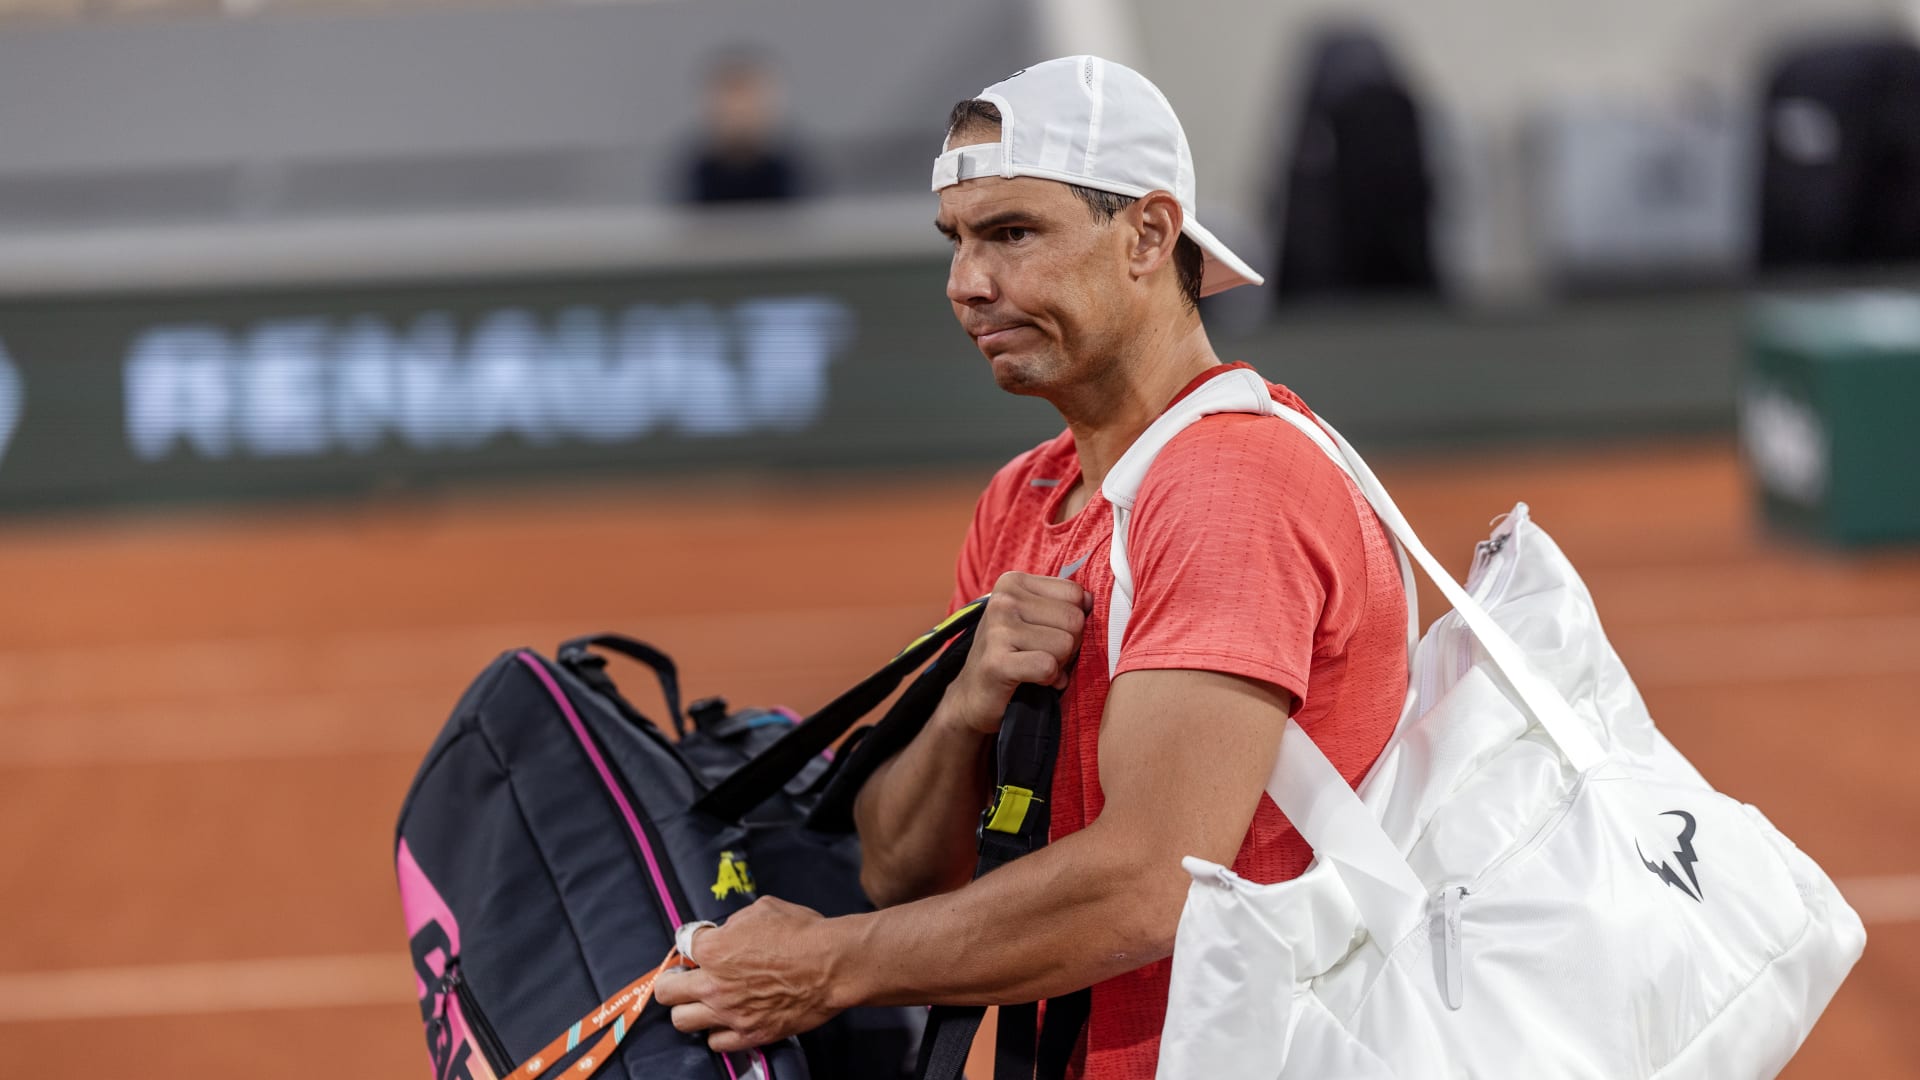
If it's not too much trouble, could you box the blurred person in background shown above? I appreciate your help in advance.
[683,45,811,204]
[657,56,1408,1078]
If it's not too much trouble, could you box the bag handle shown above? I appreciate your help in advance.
[805,624,978,833]
[557,634,688,738]
[693,600,988,822]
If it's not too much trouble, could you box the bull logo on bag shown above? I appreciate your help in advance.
[1636,809,1704,902]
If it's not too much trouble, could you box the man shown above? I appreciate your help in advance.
[656,56,1408,1077]
[684,46,810,204]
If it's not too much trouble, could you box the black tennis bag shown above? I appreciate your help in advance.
[395,603,985,1080]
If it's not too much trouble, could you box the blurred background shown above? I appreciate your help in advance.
[0,0,1916,1075]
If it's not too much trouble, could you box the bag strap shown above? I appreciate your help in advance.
[1264,403,1606,772]
[1099,367,1606,948]
[805,623,979,832]
[914,684,1090,1080]
[975,638,1088,1080]
[1101,370,1420,679]
[1103,367,1606,771]
[694,600,988,822]
[557,634,688,737]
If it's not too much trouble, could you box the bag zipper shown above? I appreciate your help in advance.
[522,653,693,934]
[1438,885,1467,1011]
[1421,508,1571,1013]
[1429,766,1591,1009]
[447,965,515,1078]
[520,653,765,1080]
[1412,512,1522,710]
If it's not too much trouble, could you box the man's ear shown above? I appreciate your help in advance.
[1127,191,1185,285]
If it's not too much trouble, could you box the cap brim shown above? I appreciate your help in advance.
[1183,218,1264,297]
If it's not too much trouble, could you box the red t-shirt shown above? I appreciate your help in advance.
[949,364,1408,1078]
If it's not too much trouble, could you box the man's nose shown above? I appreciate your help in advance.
[946,245,997,307]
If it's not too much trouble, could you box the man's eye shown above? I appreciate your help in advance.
[1002,227,1031,242]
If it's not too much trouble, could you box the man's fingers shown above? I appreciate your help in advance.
[1004,650,1064,688]
[995,604,1084,651]
[994,571,1087,609]
[1004,625,1079,664]
[708,1028,759,1055]
[1014,598,1087,638]
[653,968,713,1008]
[670,1001,726,1034]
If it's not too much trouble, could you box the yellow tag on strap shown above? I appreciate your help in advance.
[983,785,1037,834]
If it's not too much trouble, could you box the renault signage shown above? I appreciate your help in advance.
[0,260,1057,511]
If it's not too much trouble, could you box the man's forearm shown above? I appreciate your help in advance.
[851,696,994,907]
[824,815,1187,1010]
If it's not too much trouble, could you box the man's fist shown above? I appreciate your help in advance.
[944,572,1091,735]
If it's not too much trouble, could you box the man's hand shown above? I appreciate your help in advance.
[944,571,1091,735]
[852,571,1086,908]
[655,897,854,1054]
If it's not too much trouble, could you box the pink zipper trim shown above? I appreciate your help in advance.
[517,652,684,928]
[520,652,776,1079]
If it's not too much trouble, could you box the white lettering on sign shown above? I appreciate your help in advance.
[122,298,852,462]
[126,324,234,461]
[242,318,330,457]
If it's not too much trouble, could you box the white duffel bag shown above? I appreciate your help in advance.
[1097,368,1865,1079]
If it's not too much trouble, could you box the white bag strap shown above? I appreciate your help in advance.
[1269,715,1430,945]
[1104,371,1419,674]
[1103,368,1604,768]
[1101,367,1605,945]
[1264,407,1606,773]
[1103,370,1428,943]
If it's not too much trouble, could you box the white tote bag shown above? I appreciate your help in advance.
[1097,369,1865,1079]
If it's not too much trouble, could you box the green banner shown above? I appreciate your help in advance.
[0,259,1062,512]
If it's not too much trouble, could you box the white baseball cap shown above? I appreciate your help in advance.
[931,55,1263,297]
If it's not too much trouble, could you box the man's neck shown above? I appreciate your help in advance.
[1056,315,1222,502]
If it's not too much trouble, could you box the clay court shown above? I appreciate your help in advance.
[0,437,1913,1077]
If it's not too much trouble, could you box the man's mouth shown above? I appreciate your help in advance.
[972,324,1031,348]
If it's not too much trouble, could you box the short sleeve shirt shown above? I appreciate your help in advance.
[949,364,1409,1079]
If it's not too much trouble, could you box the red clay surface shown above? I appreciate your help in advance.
[0,439,1912,1077]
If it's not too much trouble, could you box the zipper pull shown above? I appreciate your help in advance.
[1440,886,1467,1010]
[435,966,460,1019]
[1468,537,1498,581]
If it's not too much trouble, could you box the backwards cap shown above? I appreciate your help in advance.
[932,55,1262,297]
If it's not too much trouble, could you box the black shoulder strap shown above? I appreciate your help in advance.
[693,601,987,822]
[914,684,1091,1080]
[917,987,1088,1080]
[805,623,977,833]
[1036,987,1092,1078]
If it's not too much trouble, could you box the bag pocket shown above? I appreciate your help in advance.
[1354,769,1810,1078]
